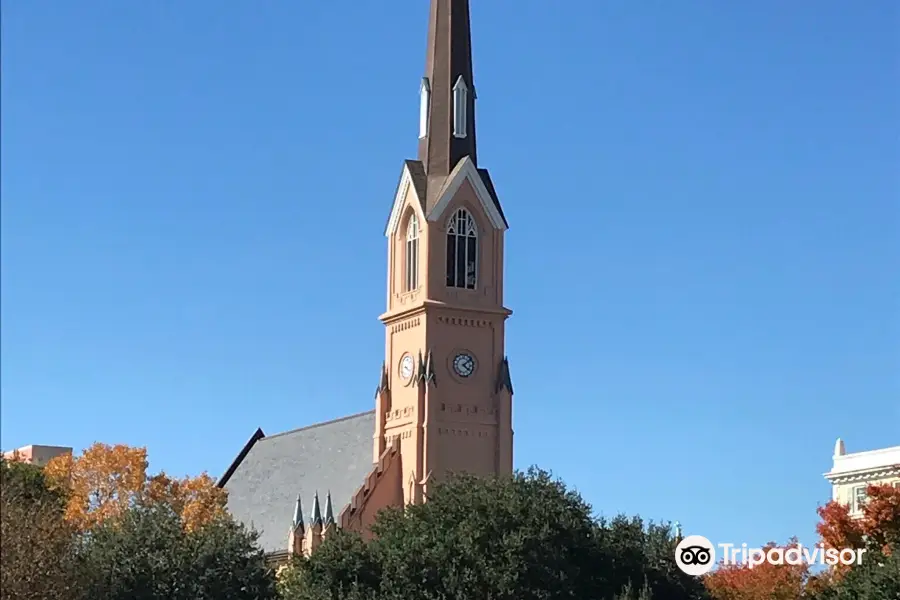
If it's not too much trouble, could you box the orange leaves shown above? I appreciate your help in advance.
[46,443,147,531]
[815,501,864,556]
[817,483,900,556]
[146,471,227,532]
[858,483,900,551]
[704,540,809,600]
[44,442,226,532]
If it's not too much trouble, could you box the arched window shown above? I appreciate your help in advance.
[405,213,420,292]
[446,209,477,289]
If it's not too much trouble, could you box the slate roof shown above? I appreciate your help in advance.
[218,411,376,554]
[391,159,508,232]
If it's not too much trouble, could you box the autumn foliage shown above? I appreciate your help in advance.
[705,482,900,600]
[44,442,227,532]
[816,483,900,555]
[704,539,810,600]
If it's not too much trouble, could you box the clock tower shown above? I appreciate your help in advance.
[375,0,513,505]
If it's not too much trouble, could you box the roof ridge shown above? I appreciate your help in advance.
[262,410,375,441]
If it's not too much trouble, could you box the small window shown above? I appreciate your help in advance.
[452,76,468,138]
[419,78,430,139]
[852,486,867,513]
[405,214,420,292]
[446,208,477,289]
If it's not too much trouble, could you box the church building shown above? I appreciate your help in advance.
[217,0,514,563]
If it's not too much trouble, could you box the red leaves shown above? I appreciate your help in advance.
[705,483,900,599]
[704,540,809,600]
[817,483,900,558]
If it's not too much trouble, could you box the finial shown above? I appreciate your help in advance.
[292,494,304,531]
[324,491,335,526]
[834,438,846,457]
[673,521,682,540]
[310,491,323,526]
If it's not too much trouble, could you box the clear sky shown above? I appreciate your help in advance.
[2,0,897,551]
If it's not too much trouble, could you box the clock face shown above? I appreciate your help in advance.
[399,354,415,380]
[452,353,476,378]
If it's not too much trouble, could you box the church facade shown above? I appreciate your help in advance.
[217,0,514,563]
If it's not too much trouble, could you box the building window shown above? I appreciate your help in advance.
[452,76,468,138]
[446,208,477,289]
[405,213,420,292]
[419,78,430,139]
[852,486,867,513]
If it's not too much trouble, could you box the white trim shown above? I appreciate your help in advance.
[427,156,506,231]
[385,165,414,237]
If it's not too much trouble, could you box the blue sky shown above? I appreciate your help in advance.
[2,0,897,551]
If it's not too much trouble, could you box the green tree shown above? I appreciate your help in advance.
[282,467,707,600]
[811,547,900,600]
[0,456,83,600]
[76,501,277,600]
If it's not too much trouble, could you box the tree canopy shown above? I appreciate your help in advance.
[77,501,277,600]
[1,444,276,600]
[703,482,900,600]
[0,457,80,600]
[281,467,708,600]
[44,442,227,532]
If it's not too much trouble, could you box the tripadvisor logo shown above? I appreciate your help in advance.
[675,535,716,576]
[674,535,866,576]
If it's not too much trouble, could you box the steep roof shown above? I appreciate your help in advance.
[218,411,376,554]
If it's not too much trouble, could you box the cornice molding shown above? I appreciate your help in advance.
[824,465,900,485]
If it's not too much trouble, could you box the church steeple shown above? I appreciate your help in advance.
[417,0,477,176]
[378,0,513,505]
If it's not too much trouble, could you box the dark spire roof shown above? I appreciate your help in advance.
[416,350,426,382]
[375,361,389,398]
[424,350,437,385]
[324,491,335,526]
[496,357,513,394]
[292,494,304,532]
[417,0,477,176]
[310,491,323,527]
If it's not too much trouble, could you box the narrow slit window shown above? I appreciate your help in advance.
[452,76,468,138]
[405,214,419,291]
[419,78,430,139]
[445,209,477,289]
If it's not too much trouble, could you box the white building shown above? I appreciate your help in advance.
[824,439,900,516]
[2,444,71,467]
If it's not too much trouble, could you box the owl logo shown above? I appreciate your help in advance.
[675,535,716,576]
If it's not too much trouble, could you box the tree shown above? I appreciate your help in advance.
[703,539,811,600]
[45,442,227,531]
[282,467,707,600]
[810,483,900,599]
[817,483,900,555]
[75,501,277,600]
[810,547,900,600]
[0,457,84,600]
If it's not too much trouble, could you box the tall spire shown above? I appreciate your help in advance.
[310,491,323,527]
[418,0,477,176]
[292,494,304,531]
[324,491,335,527]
